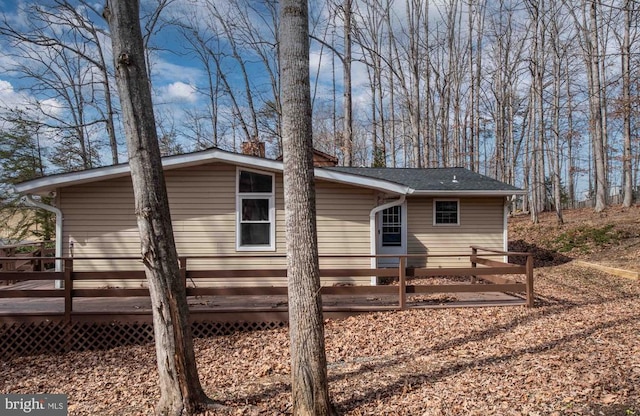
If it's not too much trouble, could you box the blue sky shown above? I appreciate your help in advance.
[0,0,621,198]
[0,0,373,163]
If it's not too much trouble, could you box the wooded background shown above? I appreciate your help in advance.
[0,0,638,220]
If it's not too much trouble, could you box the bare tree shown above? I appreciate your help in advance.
[548,1,568,224]
[353,0,390,166]
[0,1,120,166]
[620,0,634,207]
[525,0,547,223]
[485,0,527,189]
[104,1,215,414]
[280,0,335,413]
[467,0,486,172]
[343,0,354,166]
[406,0,423,167]
[177,17,223,149]
[565,0,608,212]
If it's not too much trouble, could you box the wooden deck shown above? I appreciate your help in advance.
[0,248,533,358]
[0,247,534,324]
[0,278,524,317]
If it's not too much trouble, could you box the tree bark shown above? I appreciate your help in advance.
[587,0,608,212]
[343,0,353,166]
[550,8,564,225]
[280,0,335,414]
[621,0,633,207]
[104,2,212,415]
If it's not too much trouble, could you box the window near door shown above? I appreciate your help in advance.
[433,199,459,225]
[382,206,402,246]
[237,169,275,251]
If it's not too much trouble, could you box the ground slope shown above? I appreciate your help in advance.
[510,205,640,271]
[1,206,639,415]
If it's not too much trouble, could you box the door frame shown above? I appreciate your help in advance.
[375,201,407,268]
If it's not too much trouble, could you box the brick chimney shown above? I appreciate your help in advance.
[311,149,338,167]
[241,141,265,158]
[275,148,339,167]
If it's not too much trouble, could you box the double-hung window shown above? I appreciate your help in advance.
[433,199,460,226]
[236,169,275,251]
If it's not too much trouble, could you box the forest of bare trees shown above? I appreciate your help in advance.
[1,0,639,219]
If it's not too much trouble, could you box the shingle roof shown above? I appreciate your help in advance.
[325,167,522,193]
[15,146,521,196]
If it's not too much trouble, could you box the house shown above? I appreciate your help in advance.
[14,147,524,287]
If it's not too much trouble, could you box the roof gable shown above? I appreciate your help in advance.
[15,148,522,196]
[14,148,408,196]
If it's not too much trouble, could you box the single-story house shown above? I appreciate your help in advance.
[14,147,524,287]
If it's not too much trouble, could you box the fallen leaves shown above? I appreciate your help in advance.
[3,266,638,415]
[1,207,640,414]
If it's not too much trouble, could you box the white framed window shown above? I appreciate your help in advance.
[381,206,402,247]
[433,199,460,226]
[236,168,275,251]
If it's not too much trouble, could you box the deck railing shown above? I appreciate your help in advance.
[0,241,55,284]
[0,249,533,358]
[0,248,534,323]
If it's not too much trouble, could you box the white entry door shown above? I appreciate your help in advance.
[376,203,407,267]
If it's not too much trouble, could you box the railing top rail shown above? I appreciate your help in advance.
[0,251,531,262]
[469,245,531,257]
[0,240,53,249]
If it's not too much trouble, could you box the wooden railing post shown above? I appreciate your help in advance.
[471,246,478,284]
[33,242,44,271]
[398,256,406,310]
[64,258,73,323]
[5,247,16,272]
[525,253,534,307]
[179,257,187,289]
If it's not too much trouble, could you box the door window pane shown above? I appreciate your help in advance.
[382,206,402,246]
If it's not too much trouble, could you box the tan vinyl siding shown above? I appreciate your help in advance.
[60,162,375,287]
[406,196,505,268]
[316,181,373,255]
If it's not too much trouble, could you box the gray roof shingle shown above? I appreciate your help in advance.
[324,167,521,193]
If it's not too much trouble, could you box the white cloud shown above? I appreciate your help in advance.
[39,98,64,118]
[309,46,336,76]
[0,79,32,111]
[150,58,203,85]
[0,78,66,123]
[158,81,198,103]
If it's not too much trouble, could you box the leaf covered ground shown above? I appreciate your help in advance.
[2,207,639,415]
[509,205,640,270]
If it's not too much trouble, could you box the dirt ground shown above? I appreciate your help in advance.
[509,205,640,271]
[1,205,639,415]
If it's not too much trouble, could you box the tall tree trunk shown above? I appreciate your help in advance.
[588,0,608,212]
[343,0,353,166]
[565,60,576,208]
[279,0,335,414]
[104,2,213,415]
[407,0,422,168]
[621,0,633,207]
[551,37,564,224]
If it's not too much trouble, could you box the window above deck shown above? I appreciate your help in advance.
[433,199,460,226]
[236,168,275,251]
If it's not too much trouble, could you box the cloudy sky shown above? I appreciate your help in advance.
[0,0,380,162]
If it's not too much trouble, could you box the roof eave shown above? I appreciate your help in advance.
[15,148,411,196]
[14,150,290,195]
[14,164,131,195]
[314,168,410,195]
[409,189,526,197]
